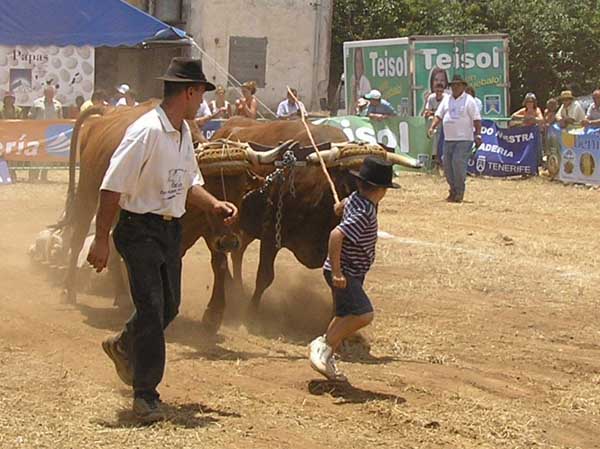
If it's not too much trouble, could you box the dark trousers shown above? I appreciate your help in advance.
[113,210,182,400]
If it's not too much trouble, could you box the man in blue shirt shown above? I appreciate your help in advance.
[365,89,395,121]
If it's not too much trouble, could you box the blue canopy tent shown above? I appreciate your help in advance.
[0,0,188,47]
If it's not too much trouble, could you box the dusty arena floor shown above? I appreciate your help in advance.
[1,172,599,449]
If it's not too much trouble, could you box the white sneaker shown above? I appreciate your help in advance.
[309,335,331,377]
[325,355,348,382]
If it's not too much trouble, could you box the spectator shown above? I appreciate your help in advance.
[116,84,139,107]
[276,88,306,119]
[209,85,233,119]
[355,98,369,117]
[556,90,585,128]
[0,91,23,119]
[80,90,108,112]
[510,93,544,126]
[427,75,482,203]
[465,86,483,113]
[423,83,446,118]
[365,89,395,121]
[29,85,63,119]
[544,98,558,128]
[195,98,214,127]
[235,81,258,119]
[582,89,600,128]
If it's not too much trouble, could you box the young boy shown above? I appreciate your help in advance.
[309,156,400,381]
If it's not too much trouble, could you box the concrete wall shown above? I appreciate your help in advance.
[186,0,333,115]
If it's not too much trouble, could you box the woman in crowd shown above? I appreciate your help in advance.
[209,85,233,119]
[235,81,258,119]
[510,92,544,126]
[543,98,558,128]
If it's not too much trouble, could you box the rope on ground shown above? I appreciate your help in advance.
[286,86,340,204]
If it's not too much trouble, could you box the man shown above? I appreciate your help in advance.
[87,58,239,422]
[364,89,395,121]
[423,83,446,118]
[428,75,482,203]
[556,90,585,128]
[115,84,139,108]
[29,85,63,119]
[80,90,108,112]
[276,88,306,119]
[0,91,23,119]
[194,98,218,127]
[582,90,600,128]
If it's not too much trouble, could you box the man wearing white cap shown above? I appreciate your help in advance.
[364,89,396,121]
[116,83,139,107]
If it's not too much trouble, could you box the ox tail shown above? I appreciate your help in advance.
[54,105,107,229]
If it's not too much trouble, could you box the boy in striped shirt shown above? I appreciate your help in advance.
[309,156,400,381]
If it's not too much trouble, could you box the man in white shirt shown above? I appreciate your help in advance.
[428,75,482,203]
[29,85,63,119]
[87,58,238,423]
[556,90,585,128]
[276,88,306,119]
[582,89,600,127]
[115,84,139,107]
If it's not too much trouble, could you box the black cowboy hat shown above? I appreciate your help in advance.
[157,57,216,91]
[449,74,468,85]
[350,156,400,189]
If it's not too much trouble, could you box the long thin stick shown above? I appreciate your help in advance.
[286,86,340,204]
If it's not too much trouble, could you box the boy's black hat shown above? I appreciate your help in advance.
[350,156,400,189]
[157,57,216,91]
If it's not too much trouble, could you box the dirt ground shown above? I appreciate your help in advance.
[1,171,599,449]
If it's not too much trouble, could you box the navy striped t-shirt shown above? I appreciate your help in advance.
[324,191,378,277]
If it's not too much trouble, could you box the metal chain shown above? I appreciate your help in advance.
[256,150,297,249]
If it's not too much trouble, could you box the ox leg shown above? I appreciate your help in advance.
[201,249,229,335]
[247,238,278,321]
[230,236,251,298]
[63,222,89,304]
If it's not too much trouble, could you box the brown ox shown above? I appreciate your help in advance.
[60,102,287,321]
[239,144,420,322]
[204,118,420,329]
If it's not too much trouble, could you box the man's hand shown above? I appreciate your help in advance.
[332,272,347,289]
[213,201,238,226]
[582,118,590,127]
[475,135,483,147]
[87,236,110,273]
[427,126,436,139]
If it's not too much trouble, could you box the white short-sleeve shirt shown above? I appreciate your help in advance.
[436,92,481,141]
[100,106,204,218]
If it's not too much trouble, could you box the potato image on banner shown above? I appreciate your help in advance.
[561,132,576,149]
[564,161,574,174]
[580,153,595,177]
[81,61,93,75]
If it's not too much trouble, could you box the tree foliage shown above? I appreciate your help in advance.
[330,0,600,111]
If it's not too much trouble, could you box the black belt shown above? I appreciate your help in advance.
[121,210,179,222]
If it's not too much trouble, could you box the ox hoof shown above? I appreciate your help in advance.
[61,288,76,305]
[201,309,224,336]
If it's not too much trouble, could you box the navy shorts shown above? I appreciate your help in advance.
[324,270,374,317]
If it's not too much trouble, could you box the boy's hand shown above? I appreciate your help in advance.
[332,273,347,289]
[333,198,347,217]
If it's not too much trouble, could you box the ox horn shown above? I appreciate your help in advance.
[385,152,423,169]
[306,147,341,166]
[245,139,298,165]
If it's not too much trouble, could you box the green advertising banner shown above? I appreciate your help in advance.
[413,38,507,118]
[344,40,411,117]
[313,115,433,172]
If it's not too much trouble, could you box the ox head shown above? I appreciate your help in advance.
[196,139,297,253]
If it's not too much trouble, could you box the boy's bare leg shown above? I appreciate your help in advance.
[326,312,374,352]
